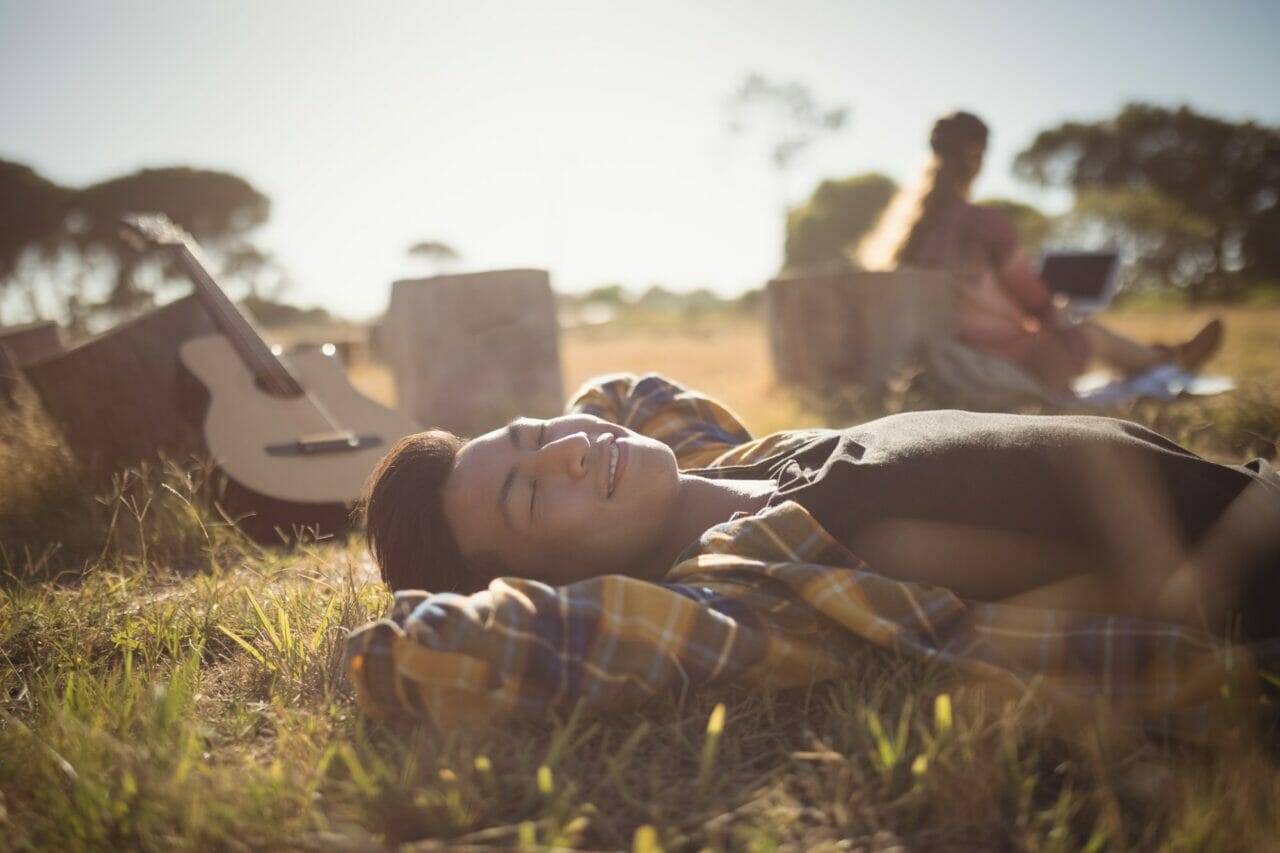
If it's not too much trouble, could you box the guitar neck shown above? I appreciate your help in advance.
[171,244,303,397]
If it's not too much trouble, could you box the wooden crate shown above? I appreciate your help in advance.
[22,294,217,475]
[766,269,953,385]
[0,320,64,406]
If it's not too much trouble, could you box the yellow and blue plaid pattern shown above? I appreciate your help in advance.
[346,374,1276,733]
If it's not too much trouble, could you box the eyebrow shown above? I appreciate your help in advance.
[496,422,521,529]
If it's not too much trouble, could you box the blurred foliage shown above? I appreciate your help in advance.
[407,240,459,262]
[582,284,628,305]
[0,160,73,276]
[241,294,333,328]
[0,159,272,333]
[1015,103,1280,299]
[784,173,897,273]
[1054,187,1218,295]
[557,284,760,331]
[726,74,848,171]
[407,239,461,276]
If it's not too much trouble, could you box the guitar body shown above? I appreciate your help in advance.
[115,213,422,540]
[180,334,419,505]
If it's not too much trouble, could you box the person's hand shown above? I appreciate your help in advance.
[1039,300,1073,330]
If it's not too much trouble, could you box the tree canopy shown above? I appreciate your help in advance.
[0,160,271,331]
[726,74,848,172]
[1052,187,1218,294]
[407,240,460,262]
[1014,103,1280,296]
[783,173,897,273]
[0,161,73,279]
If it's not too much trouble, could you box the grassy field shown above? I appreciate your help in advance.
[2,307,1279,850]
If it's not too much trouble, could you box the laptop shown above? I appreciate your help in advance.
[1036,250,1122,315]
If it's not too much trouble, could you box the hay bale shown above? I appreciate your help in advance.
[766,269,953,385]
[382,269,564,436]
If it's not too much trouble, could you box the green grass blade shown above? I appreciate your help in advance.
[216,624,269,668]
[244,589,282,651]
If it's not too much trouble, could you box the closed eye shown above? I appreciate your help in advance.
[529,422,546,520]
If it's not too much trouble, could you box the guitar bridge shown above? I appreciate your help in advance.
[265,431,383,456]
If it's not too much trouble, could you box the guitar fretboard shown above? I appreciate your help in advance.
[120,214,304,398]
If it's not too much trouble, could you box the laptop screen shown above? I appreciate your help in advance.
[1038,252,1120,301]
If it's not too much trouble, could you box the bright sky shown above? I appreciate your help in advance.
[3,0,1279,319]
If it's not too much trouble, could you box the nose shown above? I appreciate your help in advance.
[532,432,590,479]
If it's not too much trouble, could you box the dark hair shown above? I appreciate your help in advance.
[361,430,496,594]
[893,110,989,265]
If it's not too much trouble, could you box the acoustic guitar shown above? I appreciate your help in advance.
[119,213,420,519]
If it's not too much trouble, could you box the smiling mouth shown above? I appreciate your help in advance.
[607,441,619,497]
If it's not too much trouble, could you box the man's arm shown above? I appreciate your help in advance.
[996,249,1058,325]
[343,570,844,729]
[346,501,1270,734]
[566,372,822,469]
[976,205,1057,324]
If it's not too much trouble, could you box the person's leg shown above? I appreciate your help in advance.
[1145,490,1280,638]
[1079,317,1224,376]
[1014,326,1091,392]
[1078,321,1168,374]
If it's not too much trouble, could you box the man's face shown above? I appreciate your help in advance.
[442,414,681,584]
[964,142,986,182]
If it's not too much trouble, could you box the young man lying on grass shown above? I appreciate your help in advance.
[346,373,1280,734]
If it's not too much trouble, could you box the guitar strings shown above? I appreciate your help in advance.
[175,236,350,435]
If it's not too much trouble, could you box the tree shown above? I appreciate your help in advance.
[725,74,850,259]
[784,173,897,272]
[636,284,677,309]
[1014,104,1280,297]
[582,284,628,305]
[240,293,333,327]
[0,161,72,277]
[1053,187,1217,295]
[0,160,271,332]
[726,74,849,172]
[408,240,461,275]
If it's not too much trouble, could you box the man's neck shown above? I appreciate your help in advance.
[629,474,774,582]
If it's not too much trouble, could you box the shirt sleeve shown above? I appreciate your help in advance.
[343,570,844,729]
[345,501,1274,737]
[565,372,759,468]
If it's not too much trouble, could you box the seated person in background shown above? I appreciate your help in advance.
[349,374,1280,727]
[856,110,1222,393]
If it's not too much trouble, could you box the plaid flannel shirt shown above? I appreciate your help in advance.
[346,373,1277,733]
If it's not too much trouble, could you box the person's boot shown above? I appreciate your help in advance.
[1154,318,1224,373]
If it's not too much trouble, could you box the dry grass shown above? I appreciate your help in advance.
[2,306,1278,850]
